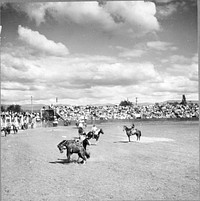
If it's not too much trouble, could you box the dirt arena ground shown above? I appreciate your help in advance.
[1,120,199,201]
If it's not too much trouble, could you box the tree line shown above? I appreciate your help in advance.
[1,105,23,113]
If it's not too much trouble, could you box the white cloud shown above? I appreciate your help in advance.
[103,1,160,34]
[192,53,198,63]
[117,40,177,58]
[2,36,197,105]
[169,55,191,64]
[14,1,160,37]
[156,4,177,17]
[1,42,163,104]
[118,49,146,58]
[154,0,191,19]
[18,25,69,56]
[153,76,198,94]
[21,3,47,26]
[147,41,177,51]
[1,53,46,83]
[162,53,198,82]
[152,0,174,3]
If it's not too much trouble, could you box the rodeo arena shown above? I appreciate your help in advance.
[1,96,199,200]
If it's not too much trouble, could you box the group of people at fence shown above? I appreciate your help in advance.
[1,111,40,136]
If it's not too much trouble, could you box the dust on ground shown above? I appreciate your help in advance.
[1,121,199,201]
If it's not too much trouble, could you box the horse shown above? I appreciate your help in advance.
[123,125,141,142]
[1,126,11,137]
[57,138,91,163]
[86,128,104,142]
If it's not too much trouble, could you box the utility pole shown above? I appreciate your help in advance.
[56,97,58,104]
[136,97,138,106]
[31,96,33,113]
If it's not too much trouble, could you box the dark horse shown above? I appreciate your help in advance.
[123,125,141,142]
[1,124,19,136]
[1,126,11,137]
[57,138,91,163]
[86,128,104,142]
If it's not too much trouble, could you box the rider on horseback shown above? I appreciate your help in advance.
[91,124,99,138]
[131,123,137,134]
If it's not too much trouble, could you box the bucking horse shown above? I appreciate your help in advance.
[57,138,91,163]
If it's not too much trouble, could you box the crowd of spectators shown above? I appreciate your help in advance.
[1,101,198,134]
[1,111,41,135]
[51,101,199,122]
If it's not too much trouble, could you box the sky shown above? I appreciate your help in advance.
[0,0,198,106]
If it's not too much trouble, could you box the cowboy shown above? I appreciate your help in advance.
[91,124,99,138]
[131,123,137,134]
[78,121,84,129]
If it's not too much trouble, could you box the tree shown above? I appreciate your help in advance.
[119,100,133,107]
[1,105,6,112]
[7,105,22,113]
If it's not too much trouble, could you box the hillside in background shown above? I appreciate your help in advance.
[21,104,48,112]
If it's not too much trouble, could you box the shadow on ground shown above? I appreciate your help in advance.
[49,158,85,165]
[113,140,136,143]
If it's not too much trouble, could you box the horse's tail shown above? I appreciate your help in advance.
[85,150,90,159]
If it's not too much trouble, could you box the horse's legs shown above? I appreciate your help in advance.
[95,134,101,144]
[128,135,130,142]
[138,131,141,141]
[78,152,86,164]
[66,149,71,162]
[4,129,7,137]
[136,134,138,141]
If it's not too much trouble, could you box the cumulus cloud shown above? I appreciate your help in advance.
[118,48,146,58]
[103,1,160,34]
[153,76,198,94]
[162,53,198,81]
[169,55,191,64]
[154,0,193,19]
[18,25,69,56]
[13,1,160,37]
[1,53,46,84]
[1,41,163,104]
[2,46,198,104]
[117,40,177,59]
[156,3,177,17]
[147,41,177,51]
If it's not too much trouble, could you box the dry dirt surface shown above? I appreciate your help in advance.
[1,120,199,201]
